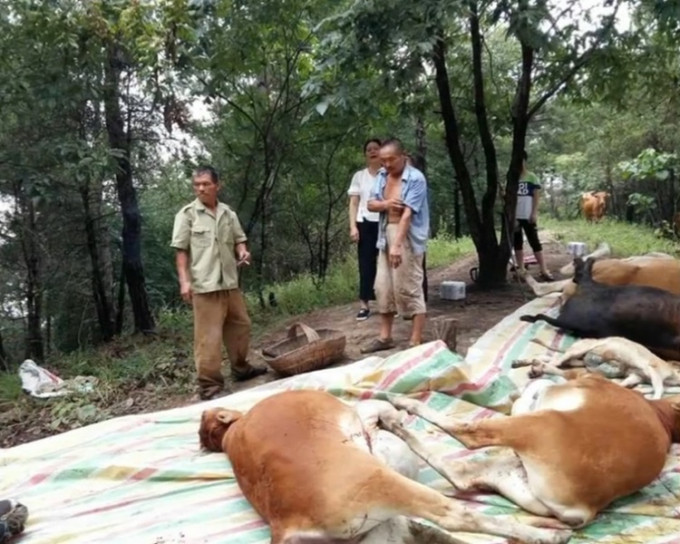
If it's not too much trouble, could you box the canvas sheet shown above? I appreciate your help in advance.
[2,295,680,543]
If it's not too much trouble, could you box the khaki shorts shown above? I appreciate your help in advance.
[374,224,426,317]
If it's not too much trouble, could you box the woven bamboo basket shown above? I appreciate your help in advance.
[261,322,346,377]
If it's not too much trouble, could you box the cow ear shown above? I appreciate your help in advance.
[217,410,241,426]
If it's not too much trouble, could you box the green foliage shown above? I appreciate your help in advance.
[619,148,677,182]
[0,374,22,403]
[1,0,680,363]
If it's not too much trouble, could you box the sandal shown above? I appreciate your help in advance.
[232,365,268,382]
[360,338,395,354]
[197,387,228,401]
[539,271,554,281]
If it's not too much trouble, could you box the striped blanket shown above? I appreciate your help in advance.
[1,295,679,543]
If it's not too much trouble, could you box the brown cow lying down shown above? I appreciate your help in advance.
[520,257,680,359]
[199,390,570,544]
[381,373,680,530]
[513,336,680,399]
[522,243,680,300]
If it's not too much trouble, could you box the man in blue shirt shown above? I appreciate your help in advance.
[361,139,430,353]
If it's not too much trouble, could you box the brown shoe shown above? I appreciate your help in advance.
[197,387,228,401]
[360,338,395,354]
[232,364,268,382]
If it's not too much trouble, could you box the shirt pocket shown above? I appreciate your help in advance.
[191,227,212,248]
[218,218,235,247]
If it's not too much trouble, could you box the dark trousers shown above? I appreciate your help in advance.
[422,252,428,303]
[357,221,379,302]
[513,219,543,252]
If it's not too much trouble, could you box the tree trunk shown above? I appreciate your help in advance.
[501,37,535,278]
[671,168,677,219]
[18,191,44,362]
[80,184,115,341]
[115,258,126,334]
[431,35,481,245]
[413,117,429,300]
[45,313,51,358]
[103,40,155,334]
[453,179,461,238]
[0,329,8,372]
[432,22,509,288]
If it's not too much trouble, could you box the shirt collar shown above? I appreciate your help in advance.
[378,165,412,183]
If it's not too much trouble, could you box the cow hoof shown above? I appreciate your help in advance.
[529,362,547,379]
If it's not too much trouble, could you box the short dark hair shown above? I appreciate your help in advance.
[381,137,405,154]
[193,165,219,184]
[363,138,382,153]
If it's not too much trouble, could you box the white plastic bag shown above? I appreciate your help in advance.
[18,359,98,398]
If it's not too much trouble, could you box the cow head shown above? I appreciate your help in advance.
[199,407,243,452]
[593,191,610,213]
[572,257,596,285]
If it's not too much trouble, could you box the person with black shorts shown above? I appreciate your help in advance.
[513,151,553,280]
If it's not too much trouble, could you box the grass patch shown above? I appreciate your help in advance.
[542,217,680,257]
[427,234,475,268]
[0,373,23,402]
[246,233,475,328]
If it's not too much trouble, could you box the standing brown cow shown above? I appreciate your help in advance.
[581,191,610,222]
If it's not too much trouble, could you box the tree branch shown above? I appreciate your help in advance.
[528,0,623,119]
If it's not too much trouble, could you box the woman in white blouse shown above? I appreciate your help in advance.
[347,138,382,321]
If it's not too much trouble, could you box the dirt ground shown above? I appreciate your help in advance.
[1,234,574,447]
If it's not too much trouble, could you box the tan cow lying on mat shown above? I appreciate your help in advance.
[381,373,680,530]
[513,337,680,399]
[199,390,570,544]
[522,243,680,300]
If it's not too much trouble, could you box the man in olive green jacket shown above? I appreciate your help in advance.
[171,166,266,400]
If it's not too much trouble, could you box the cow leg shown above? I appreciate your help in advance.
[379,409,556,518]
[512,355,552,369]
[521,273,573,298]
[354,400,421,480]
[527,361,587,381]
[554,341,604,368]
[571,339,665,399]
[520,313,580,334]
[388,397,546,451]
[619,374,643,388]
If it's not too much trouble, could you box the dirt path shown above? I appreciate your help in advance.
[237,232,572,391]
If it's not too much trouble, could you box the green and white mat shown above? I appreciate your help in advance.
[1,295,679,543]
